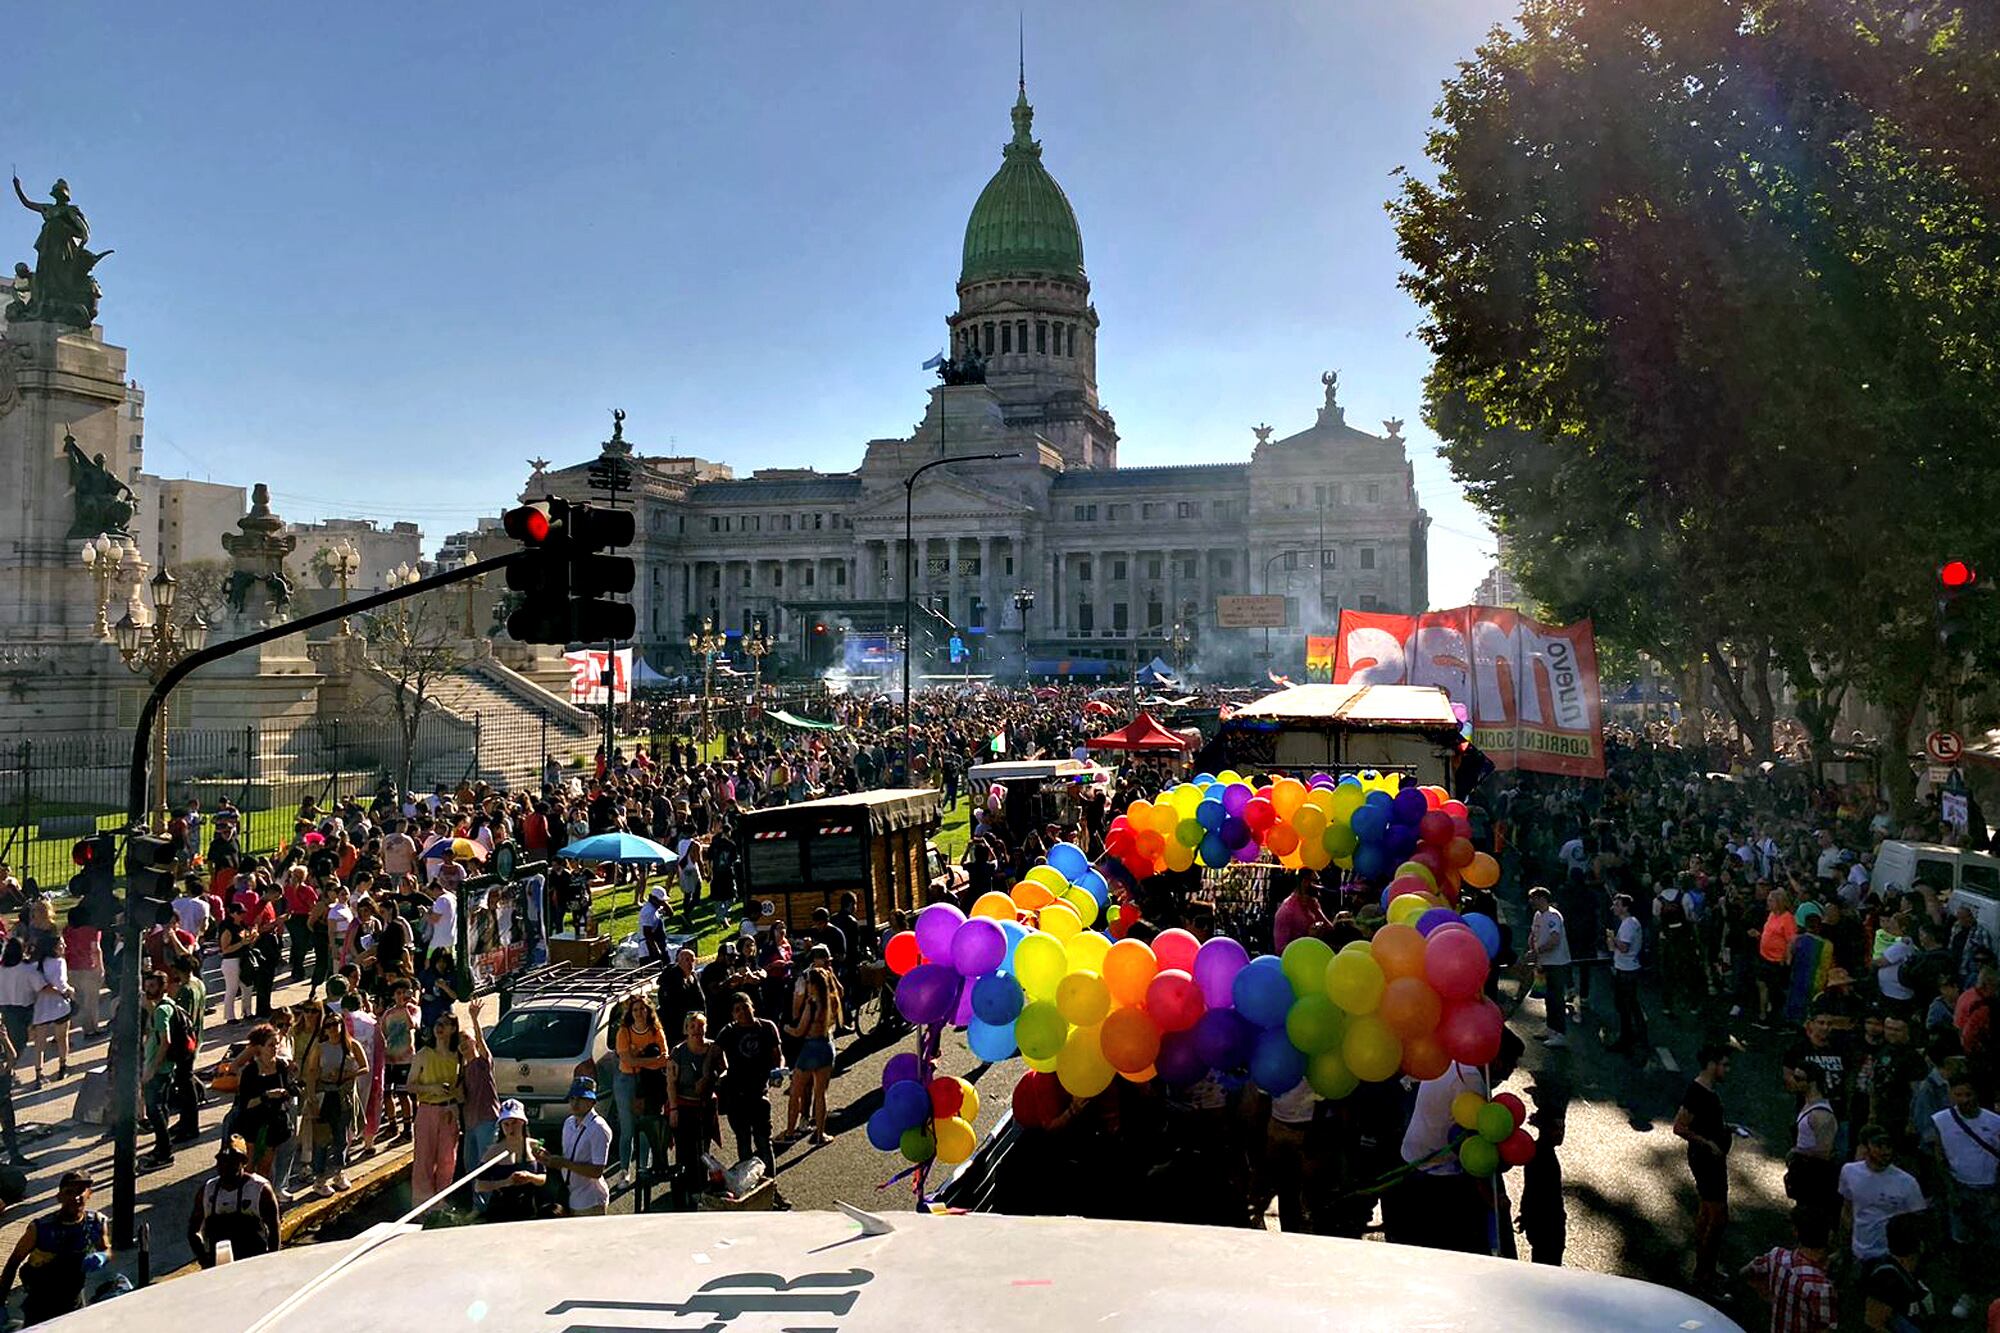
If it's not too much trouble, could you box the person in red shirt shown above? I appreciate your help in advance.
[60,907,103,1039]
[283,869,319,988]
[1958,966,1995,1063]
[142,907,198,977]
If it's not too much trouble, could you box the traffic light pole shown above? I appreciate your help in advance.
[111,551,522,1250]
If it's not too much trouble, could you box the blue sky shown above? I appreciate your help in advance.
[9,1,1513,604]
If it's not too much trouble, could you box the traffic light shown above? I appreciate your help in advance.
[70,832,115,896]
[1937,558,1981,653]
[566,503,636,643]
[503,499,573,644]
[124,832,175,909]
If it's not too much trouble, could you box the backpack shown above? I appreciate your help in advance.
[166,1003,196,1059]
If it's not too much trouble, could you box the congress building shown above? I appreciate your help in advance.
[527,80,1429,681]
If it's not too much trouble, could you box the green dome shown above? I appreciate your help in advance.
[959,90,1085,286]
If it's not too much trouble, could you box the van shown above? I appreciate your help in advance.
[487,962,664,1132]
[1870,840,2000,936]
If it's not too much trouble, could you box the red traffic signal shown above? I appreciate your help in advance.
[1940,559,1976,590]
[503,501,557,544]
[72,838,101,867]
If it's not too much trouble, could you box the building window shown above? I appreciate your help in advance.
[1329,483,1342,504]
[983,322,995,353]
[773,566,783,587]
[966,557,982,577]
[1016,320,1027,353]
[1218,558,1234,580]
[1001,323,1012,353]
[1360,548,1375,570]
[813,513,823,530]
[1146,600,1163,631]
[1179,557,1197,579]
[1141,502,1163,520]
[834,565,846,586]
[1078,560,1092,582]
[1005,556,1015,575]
[710,517,720,533]
[1073,504,1097,521]
[1036,321,1047,354]
[1107,503,1131,521]
[1112,602,1129,633]
[1067,324,1077,356]
[804,567,814,587]
[741,567,751,587]
[1314,484,1327,508]
[1322,548,1338,569]
[1146,558,1162,579]
[1177,501,1200,518]
[1360,593,1380,611]
[1112,559,1127,582]
[1367,483,1381,503]
[1078,602,1095,633]
[1282,551,1298,572]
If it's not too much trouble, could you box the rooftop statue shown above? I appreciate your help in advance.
[11,176,112,328]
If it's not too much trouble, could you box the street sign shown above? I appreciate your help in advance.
[1216,594,1287,629]
[1942,791,1970,830]
[1926,729,1963,765]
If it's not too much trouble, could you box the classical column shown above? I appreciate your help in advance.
[978,536,995,631]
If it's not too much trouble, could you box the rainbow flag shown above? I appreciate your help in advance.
[1785,933,1832,1022]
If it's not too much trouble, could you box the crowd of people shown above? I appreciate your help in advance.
[0,684,1995,1330]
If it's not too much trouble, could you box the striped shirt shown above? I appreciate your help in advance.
[1748,1246,1835,1333]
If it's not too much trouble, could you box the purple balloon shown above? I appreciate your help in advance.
[1231,839,1261,863]
[952,979,976,1028]
[882,1052,922,1089]
[914,903,967,962]
[895,962,961,1026]
[1416,907,1462,937]
[1218,815,1251,850]
[950,917,1007,977]
[1392,787,1429,824]
[1221,783,1253,816]
[1192,936,1250,1008]
[1192,1007,1254,1069]
[1155,1030,1208,1085]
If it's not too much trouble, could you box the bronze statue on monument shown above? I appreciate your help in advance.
[11,175,113,328]
[62,429,137,538]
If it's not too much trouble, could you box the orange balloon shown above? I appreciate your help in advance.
[1100,1005,1163,1073]
[1371,923,1428,981]
[1264,822,1300,856]
[1378,975,1444,1039]
[1011,880,1055,910]
[1103,937,1160,1008]
[1118,1063,1158,1083]
[1401,1031,1452,1080]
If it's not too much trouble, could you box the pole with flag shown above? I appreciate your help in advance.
[921,350,945,371]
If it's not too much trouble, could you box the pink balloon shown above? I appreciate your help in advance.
[1423,928,1490,1001]
[1436,997,1504,1066]
[1387,874,1432,904]
[1144,969,1207,1033]
[1417,811,1455,847]
[1152,928,1201,974]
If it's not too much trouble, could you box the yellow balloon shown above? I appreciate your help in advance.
[1027,864,1071,896]
[1379,772,1402,795]
[1063,887,1101,928]
[1305,787,1337,816]
[1056,1024,1115,1098]
[934,1115,977,1165]
[1388,894,1430,927]
[1149,803,1180,838]
[1451,1090,1487,1131]
[957,1080,981,1124]
[1216,770,1244,787]
[1162,841,1196,873]
[1014,931,1068,1000]
[1342,1015,1403,1083]
[1040,901,1083,940]
[1298,840,1333,872]
[1329,785,1365,822]
[1056,970,1112,1027]
[1326,949,1386,1016]
[971,891,1016,921]
[1341,938,1373,954]
[1171,784,1203,816]
[1065,930,1110,975]
[1025,1052,1058,1074]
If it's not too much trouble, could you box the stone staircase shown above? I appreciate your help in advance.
[394,658,599,791]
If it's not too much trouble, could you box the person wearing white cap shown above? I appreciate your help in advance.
[639,886,669,962]
[474,1100,545,1223]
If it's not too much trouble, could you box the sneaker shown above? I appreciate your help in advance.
[1951,1296,1975,1320]
[1544,1034,1570,1048]
[313,1180,336,1199]
[332,1173,352,1192]
[1729,1005,1743,1018]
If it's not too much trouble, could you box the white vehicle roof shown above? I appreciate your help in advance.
[76,1211,1738,1333]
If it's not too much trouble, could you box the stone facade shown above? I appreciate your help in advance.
[525,85,1429,678]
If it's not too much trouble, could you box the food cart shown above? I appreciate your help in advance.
[1212,683,1477,792]
[737,788,942,932]
[967,758,1112,837]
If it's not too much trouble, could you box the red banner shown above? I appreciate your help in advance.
[1333,606,1605,778]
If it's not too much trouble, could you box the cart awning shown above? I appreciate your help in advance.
[1085,711,1197,752]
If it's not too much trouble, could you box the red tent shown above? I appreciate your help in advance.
[1085,711,1195,752]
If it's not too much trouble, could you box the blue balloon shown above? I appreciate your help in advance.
[1463,911,1502,959]
[1417,907,1462,936]
[1350,804,1390,842]
[1199,832,1229,866]
[1392,787,1429,824]
[1193,772,1217,787]
[1047,841,1091,883]
[1195,799,1227,831]
[1250,1027,1307,1094]
[1193,1007,1254,1070]
[1364,788,1393,806]
[1232,955,1295,1028]
[967,1016,1019,1062]
[1337,774,1363,788]
[999,919,1028,965]
[866,1108,904,1151]
[1353,843,1394,884]
[1073,868,1109,908]
[1386,824,1420,860]
[971,970,1025,1025]
[883,1078,933,1131]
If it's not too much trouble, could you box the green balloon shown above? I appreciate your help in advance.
[900,1126,936,1164]
[1323,824,1359,858]
[1285,993,1346,1055]
[1476,1101,1515,1143]
[1281,936,1335,996]
[1307,1047,1359,1100]
[1458,1135,1500,1177]
[1015,1000,1070,1061]
[1176,818,1206,849]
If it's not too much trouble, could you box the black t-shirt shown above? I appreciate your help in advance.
[1861,1256,1924,1322]
[715,1019,781,1100]
[1783,1037,1849,1110]
[830,912,867,959]
[1679,1078,1728,1158]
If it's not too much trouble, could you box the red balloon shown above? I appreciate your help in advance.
[1424,929,1489,1000]
[1492,1091,1527,1128]
[1242,797,1277,833]
[1152,928,1201,973]
[1011,1070,1068,1129]
[1401,1032,1452,1080]
[1144,969,1206,1033]
[1450,814,1473,841]
[1441,800,1468,820]
[1387,874,1432,904]
[1121,852,1155,880]
[1422,786,1445,811]
[1498,1128,1538,1167]
[1416,811,1455,847]
[1135,829,1166,858]
[885,931,922,976]
[929,1075,965,1118]
[1443,837,1476,869]
[1411,848,1448,879]
[1436,997,1505,1066]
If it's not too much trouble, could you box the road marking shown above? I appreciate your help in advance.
[1656,1046,1679,1072]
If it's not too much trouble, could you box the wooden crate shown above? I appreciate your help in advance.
[547,934,612,968]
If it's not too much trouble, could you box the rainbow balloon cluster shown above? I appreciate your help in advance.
[866,1054,982,1166]
[1101,770,1500,897]
[1448,1089,1539,1175]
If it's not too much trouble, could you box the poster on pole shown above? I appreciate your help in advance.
[566,647,632,705]
[1215,595,1287,629]
[1333,605,1606,778]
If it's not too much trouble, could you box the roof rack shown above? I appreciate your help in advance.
[505,960,666,1005]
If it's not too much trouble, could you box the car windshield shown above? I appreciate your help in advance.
[485,1009,590,1061]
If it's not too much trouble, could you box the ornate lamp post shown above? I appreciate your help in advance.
[324,538,361,635]
[114,568,210,831]
[1013,586,1036,675]
[687,615,723,745]
[743,616,772,701]
[1168,620,1194,676]
[78,534,133,639]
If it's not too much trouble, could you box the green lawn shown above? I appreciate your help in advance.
[934,799,971,862]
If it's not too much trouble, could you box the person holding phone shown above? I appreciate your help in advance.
[230,1023,298,1189]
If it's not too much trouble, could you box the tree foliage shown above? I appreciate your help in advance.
[1392,0,2000,765]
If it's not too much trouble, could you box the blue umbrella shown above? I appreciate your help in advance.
[556,832,678,865]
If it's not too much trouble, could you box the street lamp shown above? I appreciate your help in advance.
[78,534,134,640]
[115,566,211,830]
[743,616,772,705]
[687,615,723,746]
[1013,587,1035,674]
[902,452,1018,782]
[1168,621,1194,675]
[1259,548,1316,663]
[323,538,361,635]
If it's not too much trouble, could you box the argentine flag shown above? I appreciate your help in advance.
[920,350,946,370]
